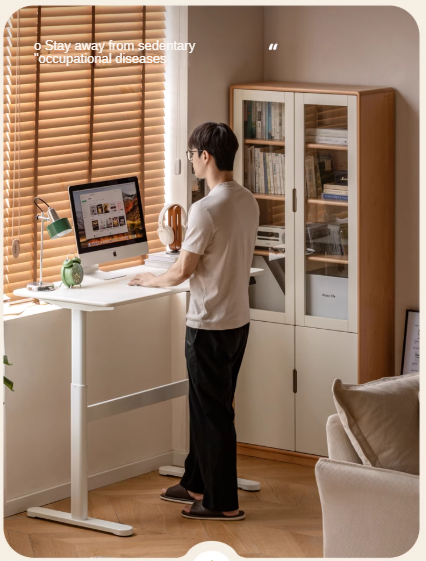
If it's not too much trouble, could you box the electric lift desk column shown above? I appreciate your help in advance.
[14,264,262,537]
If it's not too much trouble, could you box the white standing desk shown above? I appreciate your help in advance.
[14,264,263,536]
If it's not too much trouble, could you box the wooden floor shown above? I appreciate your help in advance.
[4,455,323,558]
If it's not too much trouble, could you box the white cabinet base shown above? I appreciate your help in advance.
[295,326,357,456]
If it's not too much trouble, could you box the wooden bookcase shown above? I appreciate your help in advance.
[230,81,395,458]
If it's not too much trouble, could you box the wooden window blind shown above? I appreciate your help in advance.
[3,5,166,298]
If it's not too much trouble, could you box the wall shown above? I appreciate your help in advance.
[263,6,419,374]
[188,6,264,132]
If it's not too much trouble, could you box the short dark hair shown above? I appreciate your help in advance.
[188,122,239,171]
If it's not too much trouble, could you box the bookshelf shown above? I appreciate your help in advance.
[230,81,395,459]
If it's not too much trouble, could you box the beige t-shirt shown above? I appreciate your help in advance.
[182,180,259,330]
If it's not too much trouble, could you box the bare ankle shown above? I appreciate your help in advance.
[223,509,239,516]
[187,490,203,500]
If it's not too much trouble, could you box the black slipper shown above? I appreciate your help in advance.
[181,500,245,521]
[160,483,197,504]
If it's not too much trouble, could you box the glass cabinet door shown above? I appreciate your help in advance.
[295,93,357,332]
[233,90,294,325]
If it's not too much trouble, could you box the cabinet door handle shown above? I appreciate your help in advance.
[292,188,297,212]
[293,369,297,393]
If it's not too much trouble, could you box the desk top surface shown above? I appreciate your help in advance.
[14,265,264,311]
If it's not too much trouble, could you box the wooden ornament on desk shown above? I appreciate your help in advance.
[168,204,183,252]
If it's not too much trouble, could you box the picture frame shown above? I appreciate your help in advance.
[400,309,420,375]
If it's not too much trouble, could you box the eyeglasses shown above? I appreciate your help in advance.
[186,149,203,162]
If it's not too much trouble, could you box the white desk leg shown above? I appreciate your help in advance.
[27,309,133,536]
[71,308,88,520]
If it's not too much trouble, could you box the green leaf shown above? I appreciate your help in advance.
[3,355,13,366]
[4,376,14,391]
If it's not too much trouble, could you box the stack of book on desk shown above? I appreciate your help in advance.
[144,251,180,269]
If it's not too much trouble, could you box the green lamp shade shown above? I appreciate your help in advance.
[46,217,73,239]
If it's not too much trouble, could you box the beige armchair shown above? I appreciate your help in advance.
[316,414,419,558]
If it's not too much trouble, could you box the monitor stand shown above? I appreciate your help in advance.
[84,264,127,281]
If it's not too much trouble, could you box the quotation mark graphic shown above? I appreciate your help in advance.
[269,43,278,50]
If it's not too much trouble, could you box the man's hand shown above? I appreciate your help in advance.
[128,272,156,287]
[128,250,200,288]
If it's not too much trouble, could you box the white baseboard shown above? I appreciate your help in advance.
[4,451,173,518]
[172,450,188,467]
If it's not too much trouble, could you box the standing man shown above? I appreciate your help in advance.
[129,122,259,521]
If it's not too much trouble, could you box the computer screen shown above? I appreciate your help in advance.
[69,176,148,256]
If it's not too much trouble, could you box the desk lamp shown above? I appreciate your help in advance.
[27,197,73,292]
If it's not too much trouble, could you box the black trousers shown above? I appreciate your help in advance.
[180,322,250,512]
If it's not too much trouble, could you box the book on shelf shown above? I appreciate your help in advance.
[245,147,285,195]
[323,183,348,191]
[306,128,348,138]
[304,155,317,198]
[245,101,285,140]
[306,136,348,146]
[276,152,282,195]
[323,189,348,196]
[273,153,279,195]
[256,101,262,139]
[268,149,274,193]
[305,153,322,197]
[256,148,262,193]
[249,146,255,191]
[254,147,259,192]
[252,102,256,138]
[316,152,335,187]
[321,193,348,201]
[265,102,272,140]
[323,183,348,196]
[245,102,252,139]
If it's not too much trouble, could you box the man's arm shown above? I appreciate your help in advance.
[128,249,200,288]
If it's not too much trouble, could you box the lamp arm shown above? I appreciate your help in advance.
[33,196,50,213]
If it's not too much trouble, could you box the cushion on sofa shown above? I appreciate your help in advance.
[332,373,419,475]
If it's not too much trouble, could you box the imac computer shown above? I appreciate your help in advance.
[69,176,149,280]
